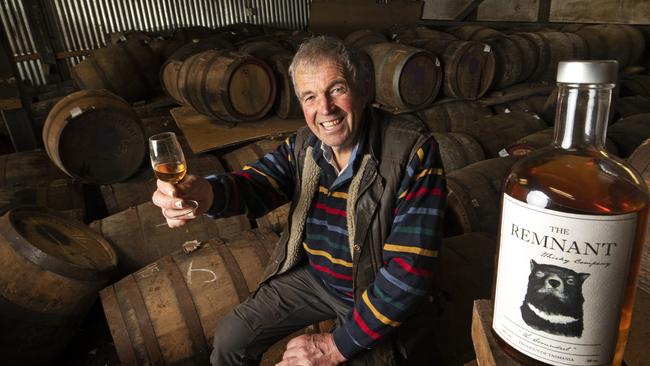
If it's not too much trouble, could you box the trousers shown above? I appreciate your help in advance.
[210,264,352,366]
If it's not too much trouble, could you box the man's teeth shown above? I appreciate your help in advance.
[320,118,341,128]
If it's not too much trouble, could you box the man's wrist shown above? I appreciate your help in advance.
[326,333,347,363]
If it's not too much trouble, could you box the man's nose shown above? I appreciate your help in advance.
[317,95,335,114]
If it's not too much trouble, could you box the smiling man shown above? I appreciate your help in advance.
[152,36,446,366]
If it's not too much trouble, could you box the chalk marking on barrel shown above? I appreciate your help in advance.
[186,260,217,285]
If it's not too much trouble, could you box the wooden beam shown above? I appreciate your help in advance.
[454,0,486,22]
[538,0,552,22]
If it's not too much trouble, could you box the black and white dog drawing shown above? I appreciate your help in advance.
[520,260,590,338]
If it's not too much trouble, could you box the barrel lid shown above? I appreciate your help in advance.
[1,207,117,280]
[556,60,618,84]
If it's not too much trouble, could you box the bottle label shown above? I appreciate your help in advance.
[493,194,637,366]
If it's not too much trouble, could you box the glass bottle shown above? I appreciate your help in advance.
[491,60,649,366]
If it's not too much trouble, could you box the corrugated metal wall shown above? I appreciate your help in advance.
[2,0,311,87]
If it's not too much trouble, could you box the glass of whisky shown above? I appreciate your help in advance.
[148,132,198,218]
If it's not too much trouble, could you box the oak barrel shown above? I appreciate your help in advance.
[627,138,650,294]
[432,132,485,173]
[575,24,645,69]
[269,53,303,119]
[392,27,457,48]
[90,201,252,278]
[620,74,650,98]
[100,229,277,365]
[178,49,277,121]
[608,113,650,158]
[71,39,161,102]
[362,43,441,112]
[161,38,235,104]
[458,111,548,158]
[238,39,293,60]
[615,95,650,118]
[344,29,388,49]
[446,25,503,41]
[416,99,492,132]
[0,207,117,365]
[43,89,146,184]
[445,156,521,236]
[100,153,225,215]
[418,39,495,100]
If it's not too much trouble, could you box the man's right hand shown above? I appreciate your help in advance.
[151,174,214,228]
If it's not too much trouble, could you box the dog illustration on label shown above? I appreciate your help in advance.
[521,260,590,337]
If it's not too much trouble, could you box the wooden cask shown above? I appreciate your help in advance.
[446,25,503,41]
[416,99,493,132]
[160,38,235,104]
[576,24,645,69]
[362,43,441,112]
[445,156,521,236]
[460,111,548,158]
[100,229,277,365]
[392,27,457,47]
[627,139,650,294]
[615,95,650,118]
[608,113,650,158]
[418,39,495,100]
[0,207,117,365]
[71,39,161,102]
[43,89,146,184]
[344,29,388,49]
[178,50,277,121]
[432,132,485,173]
[90,201,252,278]
[269,53,303,119]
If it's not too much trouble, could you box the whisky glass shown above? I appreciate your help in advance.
[148,132,198,218]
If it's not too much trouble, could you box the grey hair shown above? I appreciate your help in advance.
[288,35,364,96]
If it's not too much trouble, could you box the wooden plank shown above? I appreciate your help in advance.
[538,0,552,22]
[471,300,520,366]
[169,106,304,154]
[0,97,22,110]
[309,0,422,38]
[454,0,485,21]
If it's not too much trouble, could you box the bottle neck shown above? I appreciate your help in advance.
[553,83,614,150]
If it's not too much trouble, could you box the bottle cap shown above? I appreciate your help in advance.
[556,60,618,84]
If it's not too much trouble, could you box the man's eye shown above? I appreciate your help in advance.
[304,96,314,103]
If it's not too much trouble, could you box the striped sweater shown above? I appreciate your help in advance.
[206,133,445,359]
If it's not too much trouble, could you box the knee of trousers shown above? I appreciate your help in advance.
[210,311,256,365]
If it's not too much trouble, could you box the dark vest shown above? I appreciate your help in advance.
[262,109,441,365]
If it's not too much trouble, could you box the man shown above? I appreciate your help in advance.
[152,36,446,365]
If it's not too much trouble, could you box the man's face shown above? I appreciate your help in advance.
[294,60,365,153]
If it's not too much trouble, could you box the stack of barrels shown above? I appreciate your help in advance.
[5,20,650,366]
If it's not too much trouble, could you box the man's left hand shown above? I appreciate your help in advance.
[275,333,347,366]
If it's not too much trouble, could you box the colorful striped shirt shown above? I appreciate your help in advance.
[206,132,445,359]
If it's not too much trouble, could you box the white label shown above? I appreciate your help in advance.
[493,194,637,366]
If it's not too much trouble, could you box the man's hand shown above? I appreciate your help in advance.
[151,174,213,228]
[275,333,346,366]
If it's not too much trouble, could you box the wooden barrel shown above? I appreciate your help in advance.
[269,53,303,119]
[485,35,527,90]
[221,138,284,171]
[172,26,218,43]
[536,32,580,81]
[492,95,550,117]
[446,25,503,41]
[615,95,650,118]
[0,149,68,186]
[576,24,645,69]
[515,32,550,81]
[238,39,293,60]
[620,74,650,98]
[344,29,388,49]
[455,111,547,157]
[432,132,485,173]
[627,138,650,294]
[362,43,441,112]
[608,113,650,158]
[43,89,146,184]
[416,99,493,132]
[90,201,252,278]
[160,38,235,104]
[256,203,291,235]
[100,229,277,365]
[148,37,184,61]
[0,178,85,222]
[71,39,161,102]
[419,39,495,100]
[0,207,117,365]
[178,50,277,122]
[100,153,225,215]
[505,128,620,157]
[445,156,521,236]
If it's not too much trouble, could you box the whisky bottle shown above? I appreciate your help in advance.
[492,60,649,366]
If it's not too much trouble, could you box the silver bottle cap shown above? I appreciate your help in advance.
[556,60,618,84]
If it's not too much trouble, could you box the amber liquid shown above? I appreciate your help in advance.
[493,147,649,366]
[154,162,186,184]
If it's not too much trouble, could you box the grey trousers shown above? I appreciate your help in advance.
[210,264,352,366]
